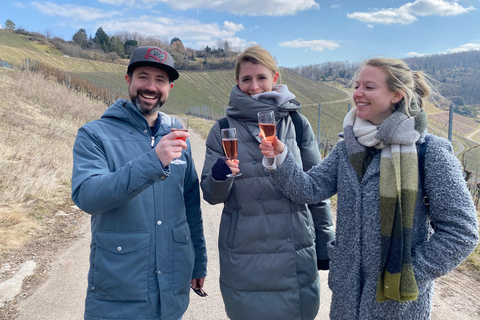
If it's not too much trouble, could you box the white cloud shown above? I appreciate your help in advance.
[405,51,431,57]
[101,16,245,47]
[120,0,319,16]
[196,37,256,51]
[13,2,26,8]
[347,7,417,25]
[223,21,244,33]
[407,0,475,16]
[347,0,474,25]
[97,0,129,4]
[446,41,480,53]
[31,2,121,21]
[279,39,340,52]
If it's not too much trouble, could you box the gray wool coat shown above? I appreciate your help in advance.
[267,133,479,320]
[201,85,335,320]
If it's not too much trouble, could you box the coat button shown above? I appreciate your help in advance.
[287,238,292,242]
[281,198,286,202]
[257,199,262,204]
[157,220,162,226]
[160,176,166,180]
[252,160,257,165]
[117,246,122,251]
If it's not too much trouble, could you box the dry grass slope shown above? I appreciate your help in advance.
[0,68,106,318]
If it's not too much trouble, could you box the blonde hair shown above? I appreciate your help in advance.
[235,45,279,81]
[352,57,440,112]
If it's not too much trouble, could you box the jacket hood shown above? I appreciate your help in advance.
[226,85,300,123]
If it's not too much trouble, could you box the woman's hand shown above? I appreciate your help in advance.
[259,135,285,158]
[225,159,240,175]
[212,157,239,180]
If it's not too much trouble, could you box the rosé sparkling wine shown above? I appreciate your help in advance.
[171,128,188,141]
[222,138,238,160]
[259,123,276,142]
[221,128,242,177]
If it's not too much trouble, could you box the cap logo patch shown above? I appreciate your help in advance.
[145,47,167,63]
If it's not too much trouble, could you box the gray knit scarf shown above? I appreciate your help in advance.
[343,101,428,302]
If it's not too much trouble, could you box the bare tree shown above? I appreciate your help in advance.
[44,28,53,39]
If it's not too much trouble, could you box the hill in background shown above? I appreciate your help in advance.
[2,27,480,148]
[0,28,351,144]
[289,50,480,119]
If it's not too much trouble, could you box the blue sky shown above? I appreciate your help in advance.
[1,0,479,67]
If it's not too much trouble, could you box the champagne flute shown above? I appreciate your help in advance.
[170,116,188,165]
[258,110,276,142]
[221,128,242,177]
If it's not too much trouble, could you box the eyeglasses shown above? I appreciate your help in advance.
[191,286,208,297]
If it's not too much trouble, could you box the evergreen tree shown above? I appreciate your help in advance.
[5,19,15,31]
[124,39,138,58]
[110,36,125,57]
[73,28,88,48]
[94,27,110,52]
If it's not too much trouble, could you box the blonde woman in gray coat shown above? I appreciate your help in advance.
[260,57,479,320]
[201,45,335,320]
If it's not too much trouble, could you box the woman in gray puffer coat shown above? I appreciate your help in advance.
[260,57,479,320]
[201,45,335,320]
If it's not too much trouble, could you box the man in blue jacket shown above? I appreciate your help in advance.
[71,46,207,320]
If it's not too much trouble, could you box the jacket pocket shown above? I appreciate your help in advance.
[94,232,150,301]
[219,209,239,249]
[326,240,337,289]
[172,223,195,296]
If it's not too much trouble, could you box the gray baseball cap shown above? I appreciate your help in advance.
[127,46,179,81]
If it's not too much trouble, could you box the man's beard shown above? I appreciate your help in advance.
[130,90,164,116]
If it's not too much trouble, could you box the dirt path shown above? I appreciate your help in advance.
[431,270,480,319]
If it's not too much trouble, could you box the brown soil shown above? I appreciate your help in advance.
[432,269,480,319]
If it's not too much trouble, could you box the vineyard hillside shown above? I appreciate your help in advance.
[0,38,350,142]
[2,29,480,149]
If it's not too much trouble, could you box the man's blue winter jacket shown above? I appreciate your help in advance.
[72,99,207,320]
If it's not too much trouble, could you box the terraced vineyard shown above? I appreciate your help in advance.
[0,45,126,73]
[6,35,479,150]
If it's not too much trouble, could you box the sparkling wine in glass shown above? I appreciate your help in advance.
[221,128,242,178]
[258,110,276,142]
[170,116,188,165]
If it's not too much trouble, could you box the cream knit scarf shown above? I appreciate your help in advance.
[343,101,428,302]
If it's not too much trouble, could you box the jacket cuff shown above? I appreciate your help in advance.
[317,259,330,270]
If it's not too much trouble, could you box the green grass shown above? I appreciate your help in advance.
[0,29,48,52]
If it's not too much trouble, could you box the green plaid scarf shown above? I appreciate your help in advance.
[343,101,428,303]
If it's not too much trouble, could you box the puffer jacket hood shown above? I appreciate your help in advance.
[227,84,299,123]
